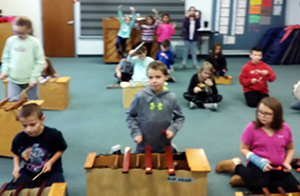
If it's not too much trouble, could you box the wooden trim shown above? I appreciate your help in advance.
[185,149,211,172]
[165,145,175,175]
[48,182,67,196]
[84,152,97,169]
[234,192,244,196]
[122,147,131,173]
[55,77,71,84]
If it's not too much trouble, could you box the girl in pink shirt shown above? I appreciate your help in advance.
[215,97,299,193]
[156,14,176,50]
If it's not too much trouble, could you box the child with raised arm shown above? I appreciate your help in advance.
[126,61,184,153]
[134,9,160,56]
[115,5,135,58]
[0,16,45,101]
[216,97,299,193]
[239,47,276,108]
[9,103,67,188]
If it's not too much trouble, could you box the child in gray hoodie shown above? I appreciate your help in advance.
[126,61,185,153]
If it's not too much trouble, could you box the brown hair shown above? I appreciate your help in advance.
[161,39,170,48]
[147,61,169,76]
[18,103,43,120]
[146,15,155,25]
[212,43,223,56]
[254,97,284,131]
[42,57,57,77]
[162,14,170,24]
[135,46,147,55]
[13,16,33,35]
[197,61,214,82]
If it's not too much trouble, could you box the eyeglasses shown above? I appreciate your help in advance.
[12,30,27,36]
[257,110,273,117]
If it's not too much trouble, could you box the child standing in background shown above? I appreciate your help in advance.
[206,43,227,76]
[183,62,222,111]
[126,61,184,153]
[0,16,45,101]
[127,46,154,82]
[134,9,160,56]
[181,6,200,69]
[156,14,176,52]
[156,39,175,82]
[116,5,135,58]
[216,97,299,193]
[239,47,276,108]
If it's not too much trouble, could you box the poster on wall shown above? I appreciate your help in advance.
[273,5,282,15]
[223,35,236,44]
[274,0,283,4]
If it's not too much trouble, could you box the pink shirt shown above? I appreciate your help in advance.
[241,122,293,166]
[156,24,175,42]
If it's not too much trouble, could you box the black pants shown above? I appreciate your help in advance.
[115,36,127,58]
[114,72,132,82]
[244,91,269,108]
[235,163,299,193]
[183,92,222,108]
[215,70,225,76]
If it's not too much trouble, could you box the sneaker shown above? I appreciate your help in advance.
[179,65,186,69]
[110,144,121,155]
[189,101,198,109]
[171,143,178,153]
[193,65,199,69]
[204,103,218,111]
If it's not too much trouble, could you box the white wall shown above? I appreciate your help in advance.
[0,0,43,43]
[285,0,300,26]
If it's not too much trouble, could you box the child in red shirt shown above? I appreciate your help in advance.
[239,47,276,107]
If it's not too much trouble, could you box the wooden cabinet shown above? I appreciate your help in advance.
[0,23,13,62]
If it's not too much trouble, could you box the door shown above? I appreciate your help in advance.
[42,0,75,57]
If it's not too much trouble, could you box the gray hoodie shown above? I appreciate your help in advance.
[126,86,185,153]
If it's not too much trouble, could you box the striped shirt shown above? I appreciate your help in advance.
[134,18,160,43]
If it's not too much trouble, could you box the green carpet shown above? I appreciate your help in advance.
[0,57,299,196]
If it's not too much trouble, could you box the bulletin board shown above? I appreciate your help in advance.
[212,0,286,50]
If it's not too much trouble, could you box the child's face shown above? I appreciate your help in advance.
[162,15,169,24]
[214,46,221,54]
[257,103,274,126]
[250,51,263,63]
[148,68,168,94]
[146,17,154,25]
[160,45,168,52]
[124,17,130,24]
[137,53,146,60]
[12,25,30,40]
[19,115,45,137]
[201,69,212,80]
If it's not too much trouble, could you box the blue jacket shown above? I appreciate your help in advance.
[156,50,174,70]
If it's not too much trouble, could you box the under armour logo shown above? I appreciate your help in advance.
[149,102,163,110]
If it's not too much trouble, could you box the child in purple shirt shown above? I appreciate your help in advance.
[215,97,299,193]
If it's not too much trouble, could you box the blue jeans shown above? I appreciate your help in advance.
[182,40,198,66]
[8,80,39,101]
[291,100,300,110]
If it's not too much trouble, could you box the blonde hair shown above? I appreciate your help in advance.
[13,16,33,35]
[197,61,214,81]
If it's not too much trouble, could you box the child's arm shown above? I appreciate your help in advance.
[30,42,45,86]
[126,95,143,142]
[127,50,136,64]
[239,66,253,86]
[283,142,294,172]
[42,151,65,173]
[156,51,160,60]
[0,40,11,79]
[169,24,176,36]
[167,52,174,65]
[187,74,198,93]
[195,16,201,29]
[166,98,185,137]
[12,154,21,178]
[129,7,136,27]
[156,25,162,36]
[117,6,124,24]
[210,79,218,94]
[264,64,276,82]
[221,55,227,71]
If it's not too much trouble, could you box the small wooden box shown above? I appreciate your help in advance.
[121,82,147,109]
[0,182,67,196]
[3,77,71,110]
[215,76,233,85]
[0,100,44,157]
[84,149,211,196]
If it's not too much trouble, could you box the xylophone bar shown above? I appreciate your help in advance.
[0,183,8,195]
[165,145,175,175]
[13,181,25,196]
[4,98,27,111]
[122,147,131,173]
[36,180,47,196]
[145,145,152,174]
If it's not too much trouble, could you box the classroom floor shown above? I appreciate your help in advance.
[0,57,300,196]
